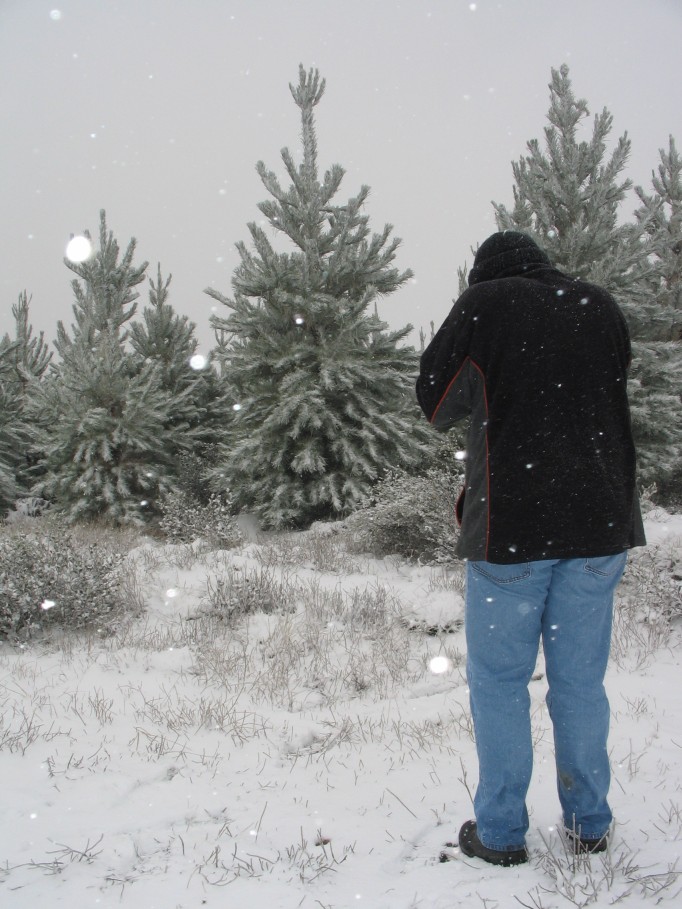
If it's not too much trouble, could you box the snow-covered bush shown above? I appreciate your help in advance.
[203,565,292,625]
[625,542,682,625]
[254,523,361,574]
[158,490,241,550]
[612,534,682,667]
[5,497,51,522]
[345,461,463,563]
[0,525,126,640]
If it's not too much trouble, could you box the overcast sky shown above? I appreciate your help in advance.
[1,0,681,354]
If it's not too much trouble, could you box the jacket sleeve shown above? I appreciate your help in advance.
[416,290,478,430]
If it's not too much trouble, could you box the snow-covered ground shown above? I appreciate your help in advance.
[1,512,681,908]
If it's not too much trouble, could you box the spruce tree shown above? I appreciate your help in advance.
[207,65,427,528]
[32,212,180,524]
[491,64,682,492]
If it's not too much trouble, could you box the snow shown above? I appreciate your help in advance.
[0,513,680,907]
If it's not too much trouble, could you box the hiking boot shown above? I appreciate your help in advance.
[564,828,608,854]
[457,820,528,867]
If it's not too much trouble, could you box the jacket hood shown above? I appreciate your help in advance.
[468,231,551,285]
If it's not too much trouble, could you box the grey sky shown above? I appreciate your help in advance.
[1,0,681,354]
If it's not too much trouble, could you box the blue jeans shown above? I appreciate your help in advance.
[465,554,627,851]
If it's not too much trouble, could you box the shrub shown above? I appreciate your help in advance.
[345,460,463,563]
[254,523,361,574]
[0,524,126,640]
[203,565,293,625]
[158,490,241,549]
[5,497,51,522]
[611,541,682,668]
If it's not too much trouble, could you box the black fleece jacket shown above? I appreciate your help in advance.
[416,262,645,563]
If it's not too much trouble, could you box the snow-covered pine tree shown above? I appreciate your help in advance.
[491,64,682,492]
[4,292,53,395]
[129,266,220,438]
[634,136,682,342]
[631,137,682,497]
[33,337,178,524]
[206,65,428,528]
[494,64,646,295]
[31,212,180,524]
[129,265,223,500]
[0,292,52,508]
[0,342,22,511]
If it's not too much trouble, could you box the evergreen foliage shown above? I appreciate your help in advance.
[0,342,22,511]
[491,65,682,493]
[33,337,178,524]
[494,64,646,297]
[207,66,429,528]
[60,210,146,340]
[346,437,464,563]
[30,212,182,525]
[0,293,52,511]
[634,136,682,342]
[130,265,222,456]
[632,138,682,496]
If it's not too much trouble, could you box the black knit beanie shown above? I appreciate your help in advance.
[468,231,551,286]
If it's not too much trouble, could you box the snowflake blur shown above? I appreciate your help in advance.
[65,235,92,263]
[189,353,207,371]
[429,656,452,675]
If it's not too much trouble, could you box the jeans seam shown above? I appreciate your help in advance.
[472,565,531,584]
[479,834,526,851]
[584,553,627,577]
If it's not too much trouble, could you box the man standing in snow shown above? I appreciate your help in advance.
[416,231,645,866]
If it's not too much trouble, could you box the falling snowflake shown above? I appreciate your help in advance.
[189,354,207,371]
[65,235,92,263]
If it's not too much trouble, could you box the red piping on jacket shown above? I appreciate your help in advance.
[430,356,491,560]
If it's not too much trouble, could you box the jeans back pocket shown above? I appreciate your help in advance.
[470,561,532,584]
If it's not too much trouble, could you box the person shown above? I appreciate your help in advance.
[416,230,645,867]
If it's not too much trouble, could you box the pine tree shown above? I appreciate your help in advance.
[61,209,146,343]
[31,212,180,524]
[634,136,682,342]
[129,264,218,437]
[33,337,178,524]
[631,137,682,497]
[494,64,646,296]
[491,64,682,492]
[3,292,53,395]
[207,65,428,528]
[0,342,22,511]
[0,292,52,508]
[130,265,223,500]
